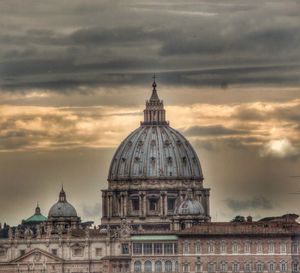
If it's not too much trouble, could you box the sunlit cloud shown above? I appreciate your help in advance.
[0,97,299,155]
[259,139,299,159]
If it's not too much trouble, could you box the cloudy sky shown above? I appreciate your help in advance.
[0,0,300,226]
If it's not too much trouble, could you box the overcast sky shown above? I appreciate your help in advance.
[0,0,300,226]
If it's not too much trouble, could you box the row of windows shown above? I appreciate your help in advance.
[132,243,178,255]
[183,261,290,273]
[134,260,178,272]
[134,260,293,273]
[184,241,289,254]
[131,198,176,212]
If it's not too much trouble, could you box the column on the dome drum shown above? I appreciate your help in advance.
[124,192,128,217]
[160,192,164,217]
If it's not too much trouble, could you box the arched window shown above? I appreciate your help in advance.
[134,261,141,273]
[257,262,264,272]
[220,262,227,272]
[144,261,152,272]
[280,261,287,272]
[233,262,239,272]
[292,262,298,273]
[183,263,189,272]
[269,261,276,272]
[208,262,215,273]
[155,261,162,272]
[165,261,172,272]
[245,263,251,272]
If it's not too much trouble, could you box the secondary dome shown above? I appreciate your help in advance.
[24,204,47,224]
[108,80,203,181]
[48,187,77,218]
[175,198,205,215]
[175,189,205,215]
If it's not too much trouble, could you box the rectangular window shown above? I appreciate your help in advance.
[195,242,201,254]
[196,263,201,272]
[0,249,6,256]
[51,249,57,256]
[257,243,263,253]
[133,243,142,255]
[221,243,226,253]
[174,243,178,254]
[245,243,250,253]
[208,263,214,273]
[132,199,139,211]
[269,243,275,253]
[292,243,298,253]
[73,248,83,256]
[20,250,25,256]
[149,199,157,211]
[144,243,153,255]
[280,243,287,253]
[164,243,173,254]
[154,243,163,254]
[232,243,239,253]
[96,248,102,256]
[167,198,175,211]
[208,243,214,253]
[121,243,129,254]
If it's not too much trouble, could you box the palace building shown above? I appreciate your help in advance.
[0,80,300,273]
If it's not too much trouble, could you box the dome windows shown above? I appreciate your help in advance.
[108,125,203,180]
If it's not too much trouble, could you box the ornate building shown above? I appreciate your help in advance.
[0,79,300,273]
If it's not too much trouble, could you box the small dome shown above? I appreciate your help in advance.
[25,204,47,223]
[175,190,204,215]
[48,188,77,218]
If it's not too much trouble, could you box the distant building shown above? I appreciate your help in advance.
[0,80,300,273]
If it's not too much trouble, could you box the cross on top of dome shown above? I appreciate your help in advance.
[150,74,160,101]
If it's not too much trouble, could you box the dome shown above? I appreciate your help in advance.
[48,188,78,218]
[25,204,47,223]
[108,81,203,181]
[174,198,205,215]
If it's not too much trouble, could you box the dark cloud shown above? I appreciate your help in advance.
[184,125,248,137]
[1,0,300,90]
[225,196,273,212]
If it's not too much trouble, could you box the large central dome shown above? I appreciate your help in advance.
[108,80,203,181]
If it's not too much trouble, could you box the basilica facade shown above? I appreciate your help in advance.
[0,80,300,273]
